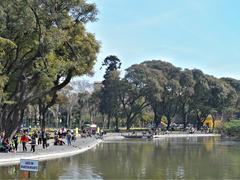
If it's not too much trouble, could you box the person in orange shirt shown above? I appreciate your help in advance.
[20,134,29,152]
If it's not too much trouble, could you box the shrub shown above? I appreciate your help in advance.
[223,120,240,138]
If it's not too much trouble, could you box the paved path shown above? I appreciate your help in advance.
[0,137,102,166]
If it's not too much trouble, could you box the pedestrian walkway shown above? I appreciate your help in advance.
[0,137,102,166]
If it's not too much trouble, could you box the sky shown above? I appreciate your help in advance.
[78,0,240,82]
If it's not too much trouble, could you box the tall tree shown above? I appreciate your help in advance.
[99,55,121,129]
[0,0,99,138]
[178,69,195,129]
[121,65,152,130]
[142,60,181,130]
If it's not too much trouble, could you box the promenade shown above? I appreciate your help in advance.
[0,137,102,166]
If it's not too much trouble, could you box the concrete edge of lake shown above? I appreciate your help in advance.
[103,133,125,141]
[153,133,221,138]
[103,132,221,140]
[0,138,102,167]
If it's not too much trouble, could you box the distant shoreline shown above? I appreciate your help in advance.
[152,133,221,138]
[102,132,221,141]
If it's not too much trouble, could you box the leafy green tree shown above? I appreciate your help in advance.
[221,78,240,117]
[120,65,152,130]
[191,70,237,129]
[207,77,237,127]
[99,55,122,130]
[123,63,164,128]
[0,0,99,138]
[178,69,195,129]
[141,60,181,130]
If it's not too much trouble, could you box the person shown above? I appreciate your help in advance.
[30,135,36,152]
[42,130,47,149]
[2,137,12,152]
[12,134,18,151]
[54,134,59,145]
[72,132,76,142]
[66,131,72,146]
[20,134,29,152]
[38,131,42,145]
[54,135,65,146]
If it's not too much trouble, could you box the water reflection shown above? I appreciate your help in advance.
[1,137,240,179]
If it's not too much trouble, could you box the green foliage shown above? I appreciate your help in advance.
[99,55,122,129]
[0,0,100,137]
[161,116,167,124]
[223,120,240,138]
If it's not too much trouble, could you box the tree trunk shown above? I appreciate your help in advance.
[211,114,216,131]
[196,114,203,130]
[34,106,38,127]
[183,112,188,130]
[107,115,111,129]
[166,115,171,130]
[78,112,81,128]
[126,116,132,130]
[2,107,25,139]
[115,117,119,132]
[41,111,46,131]
[101,114,105,128]
[153,111,160,128]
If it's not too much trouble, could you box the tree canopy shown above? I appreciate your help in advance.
[0,0,100,137]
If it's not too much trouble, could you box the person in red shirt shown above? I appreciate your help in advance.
[20,134,29,152]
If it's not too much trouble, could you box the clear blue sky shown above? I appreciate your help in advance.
[81,0,240,82]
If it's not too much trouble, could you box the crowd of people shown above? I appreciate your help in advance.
[0,126,102,153]
[0,130,50,153]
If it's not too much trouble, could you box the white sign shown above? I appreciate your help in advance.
[20,159,39,172]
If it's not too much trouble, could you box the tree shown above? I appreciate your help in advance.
[178,69,195,129]
[221,78,240,117]
[122,63,164,128]
[99,55,122,129]
[0,0,100,138]
[120,65,152,130]
[141,60,181,130]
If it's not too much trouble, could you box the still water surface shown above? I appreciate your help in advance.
[1,137,240,179]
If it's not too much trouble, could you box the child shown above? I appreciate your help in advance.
[20,134,29,152]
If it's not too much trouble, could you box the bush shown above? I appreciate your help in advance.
[223,120,240,138]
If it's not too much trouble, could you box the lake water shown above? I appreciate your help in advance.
[1,137,240,179]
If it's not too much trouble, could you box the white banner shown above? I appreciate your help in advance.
[20,159,39,172]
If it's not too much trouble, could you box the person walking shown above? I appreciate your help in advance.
[66,131,72,146]
[30,135,36,152]
[12,134,18,151]
[38,131,42,145]
[42,130,47,149]
[20,134,29,152]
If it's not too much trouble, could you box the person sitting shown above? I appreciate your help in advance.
[0,142,6,152]
[54,135,65,145]
[2,137,13,152]
[0,139,8,153]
